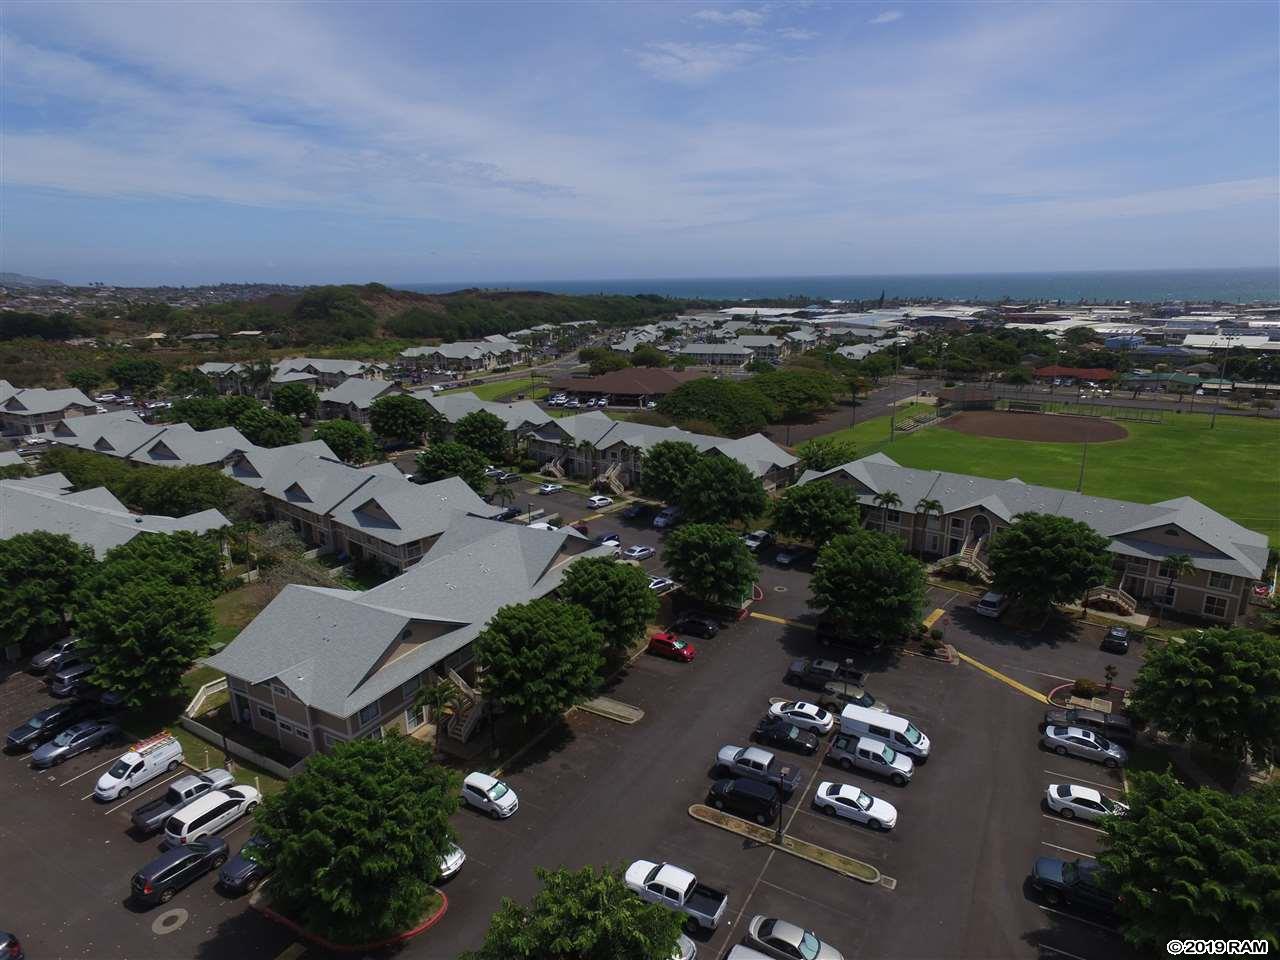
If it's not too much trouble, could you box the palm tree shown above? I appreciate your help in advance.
[243,358,274,399]
[414,678,459,756]
[1156,553,1195,624]
[914,497,944,557]
[492,483,515,510]
[873,491,902,533]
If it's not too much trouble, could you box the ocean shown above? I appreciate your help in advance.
[395,267,1279,304]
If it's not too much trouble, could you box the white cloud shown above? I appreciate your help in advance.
[691,8,766,28]
[634,41,763,83]
[778,27,819,41]
[869,11,903,25]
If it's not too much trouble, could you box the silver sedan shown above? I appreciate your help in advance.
[745,915,845,960]
[1041,725,1127,768]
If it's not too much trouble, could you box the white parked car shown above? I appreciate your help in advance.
[438,841,467,879]
[812,781,898,831]
[94,394,118,403]
[162,785,261,848]
[768,701,834,735]
[587,495,613,509]
[745,915,846,960]
[648,576,675,592]
[623,545,655,561]
[1045,784,1129,823]
[462,771,519,818]
[528,521,560,531]
[538,483,563,494]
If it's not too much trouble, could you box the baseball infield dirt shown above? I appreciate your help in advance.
[939,410,1129,443]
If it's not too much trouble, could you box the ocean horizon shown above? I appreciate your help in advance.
[395,266,1279,304]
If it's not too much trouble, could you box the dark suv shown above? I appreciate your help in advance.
[1041,708,1135,745]
[218,835,274,894]
[1031,857,1117,913]
[672,614,719,639]
[131,837,228,907]
[706,778,780,825]
[5,700,101,753]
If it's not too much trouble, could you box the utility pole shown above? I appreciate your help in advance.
[1077,429,1090,493]
[1210,347,1228,430]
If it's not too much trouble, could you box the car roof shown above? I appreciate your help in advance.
[465,771,500,789]
[137,837,224,875]
[760,917,808,946]
[1061,726,1097,738]
[173,788,238,821]
[829,782,863,799]
[1062,785,1104,803]
[740,746,773,764]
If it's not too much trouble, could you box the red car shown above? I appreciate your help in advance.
[647,632,696,662]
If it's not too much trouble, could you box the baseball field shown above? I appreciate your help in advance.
[820,408,1280,542]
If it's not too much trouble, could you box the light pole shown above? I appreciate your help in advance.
[1210,347,1229,430]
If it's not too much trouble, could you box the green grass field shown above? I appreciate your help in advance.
[441,377,547,402]
[819,409,1280,542]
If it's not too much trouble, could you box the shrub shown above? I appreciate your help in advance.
[1073,678,1102,698]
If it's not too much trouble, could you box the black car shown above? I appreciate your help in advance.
[1100,626,1130,654]
[5,699,101,753]
[131,837,229,907]
[672,614,719,639]
[491,506,522,522]
[815,621,883,653]
[218,834,274,894]
[621,503,651,521]
[752,717,820,755]
[0,931,22,960]
[1041,707,1135,745]
[1031,857,1117,913]
[706,777,781,825]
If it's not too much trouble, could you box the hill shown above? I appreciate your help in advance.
[0,272,66,288]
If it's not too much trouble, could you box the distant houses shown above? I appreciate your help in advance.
[317,379,404,425]
[0,380,96,437]
[400,336,528,371]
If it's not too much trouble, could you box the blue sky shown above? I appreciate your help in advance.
[2,1,1277,285]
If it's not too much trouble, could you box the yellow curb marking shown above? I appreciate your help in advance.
[954,649,1049,703]
[749,611,815,630]
[922,607,947,630]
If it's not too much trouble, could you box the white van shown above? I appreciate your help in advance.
[162,785,261,848]
[94,733,184,801]
[653,506,681,529]
[839,704,931,759]
[975,592,1009,618]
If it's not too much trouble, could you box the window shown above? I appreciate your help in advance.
[270,682,291,700]
[357,703,379,727]
[322,733,343,750]
[257,706,276,723]
[1207,572,1233,591]
[405,704,426,731]
[885,510,900,524]
[1203,595,1229,619]
[1153,585,1176,606]
[950,518,965,531]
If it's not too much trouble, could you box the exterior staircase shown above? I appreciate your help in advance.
[543,456,565,479]
[1083,584,1138,615]
[445,668,486,743]
[934,534,993,581]
[596,462,625,496]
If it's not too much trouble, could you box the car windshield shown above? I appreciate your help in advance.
[15,720,40,736]
[880,744,899,763]
[853,791,871,811]
[799,931,821,960]
[1061,862,1079,884]
[670,639,687,651]
[1095,735,1112,750]
[52,727,80,746]
[106,758,132,779]
[1100,797,1120,813]
[903,723,923,745]
[785,725,801,740]
[1054,785,1073,798]
[488,781,510,801]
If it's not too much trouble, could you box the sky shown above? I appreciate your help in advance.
[2,1,1278,286]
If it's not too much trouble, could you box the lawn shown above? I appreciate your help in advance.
[441,377,547,402]
[815,408,1280,541]
[814,402,938,450]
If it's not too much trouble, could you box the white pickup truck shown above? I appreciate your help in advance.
[625,860,728,932]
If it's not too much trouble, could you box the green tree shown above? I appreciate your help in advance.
[107,358,166,396]
[637,440,701,503]
[254,736,459,943]
[415,441,490,493]
[811,529,926,643]
[557,557,658,650]
[124,465,240,516]
[0,532,94,646]
[588,351,631,376]
[463,864,684,960]
[83,532,225,594]
[658,378,777,436]
[677,454,768,526]
[236,406,303,447]
[794,437,858,472]
[1156,553,1195,624]
[224,394,262,424]
[454,409,510,462]
[166,396,230,430]
[272,382,318,419]
[1005,368,1031,386]
[413,679,459,756]
[76,577,214,706]
[66,368,104,394]
[662,523,758,608]
[771,482,861,547]
[169,368,217,398]
[630,344,668,368]
[871,490,902,532]
[987,512,1112,612]
[0,461,34,480]
[1129,627,1280,763]
[1099,772,1280,951]
[314,419,378,464]
[913,497,945,557]
[369,394,431,445]
[476,599,604,725]
[291,286,378,342]
[750,369,837,419]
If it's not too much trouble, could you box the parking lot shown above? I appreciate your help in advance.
[0,667,291,960]
[2,495,1146,960]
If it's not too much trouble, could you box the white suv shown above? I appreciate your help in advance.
[462,771,519,818]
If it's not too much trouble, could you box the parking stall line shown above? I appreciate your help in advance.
[101,770,187,814]
[219,815,257,842]
[755,875,861,913]
[1041,840,1095,858]
[1041,814,1106,835]
[1033,904,1120,936]
[58,755,119,786]
[1041,771,1123,792]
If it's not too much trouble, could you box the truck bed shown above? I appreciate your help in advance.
[685,884,727,926]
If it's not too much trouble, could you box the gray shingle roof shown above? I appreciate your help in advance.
[1,476,229,557]
[1,386,95,416]
[318,379,400,409]
[275,357,370,376]
[130,426,251,468]
[206,516,611,717]
[680,342,753,356]
[416,391,551,432]
[799,453,1268,579]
